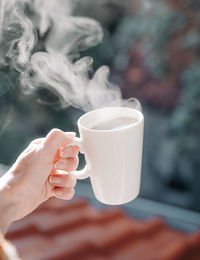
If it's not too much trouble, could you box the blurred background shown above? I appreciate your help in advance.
[0,0,200,215]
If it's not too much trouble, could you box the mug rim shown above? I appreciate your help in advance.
[77,106,144,133]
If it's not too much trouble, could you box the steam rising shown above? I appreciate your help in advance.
[0,0,141,112]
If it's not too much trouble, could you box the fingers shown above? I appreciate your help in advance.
[53,145,79,171]
[49,173,76,188]
[55,157,79,172]
[60,145,79,158]
[53,187,75,200]
[41,129,76,159]
[49,173,76,200]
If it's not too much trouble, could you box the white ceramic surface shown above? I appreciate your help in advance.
[68,107,144,205]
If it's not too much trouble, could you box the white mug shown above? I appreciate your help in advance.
[68,107,144,205]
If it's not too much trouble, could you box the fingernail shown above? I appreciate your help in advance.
[60,146,79,158]
[60,151,67,158]
[60,148,72,158]
[55,162,66,169]
[49,176,61,184]
[54,189,63,196]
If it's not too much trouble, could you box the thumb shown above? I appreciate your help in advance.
[41,129,76,160]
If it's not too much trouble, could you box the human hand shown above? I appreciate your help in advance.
[0,129,79,233]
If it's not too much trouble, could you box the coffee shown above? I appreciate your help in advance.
[91,117,138,130]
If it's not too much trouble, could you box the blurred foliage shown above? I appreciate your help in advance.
[170,61,200,155]
[110,0,200,157]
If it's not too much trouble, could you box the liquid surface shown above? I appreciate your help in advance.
[91,117,138,130]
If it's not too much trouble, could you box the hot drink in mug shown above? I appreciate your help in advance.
[68,106,144,205]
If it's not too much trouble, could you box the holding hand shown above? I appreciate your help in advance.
[0,129,79,233]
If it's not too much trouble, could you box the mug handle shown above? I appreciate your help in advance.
[66,137,90,179]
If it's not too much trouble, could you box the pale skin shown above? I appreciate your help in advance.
[0,129,79,234]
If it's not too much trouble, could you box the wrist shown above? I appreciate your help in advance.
[0,175,16,234]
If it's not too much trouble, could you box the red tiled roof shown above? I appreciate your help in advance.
[6,198,200,260]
